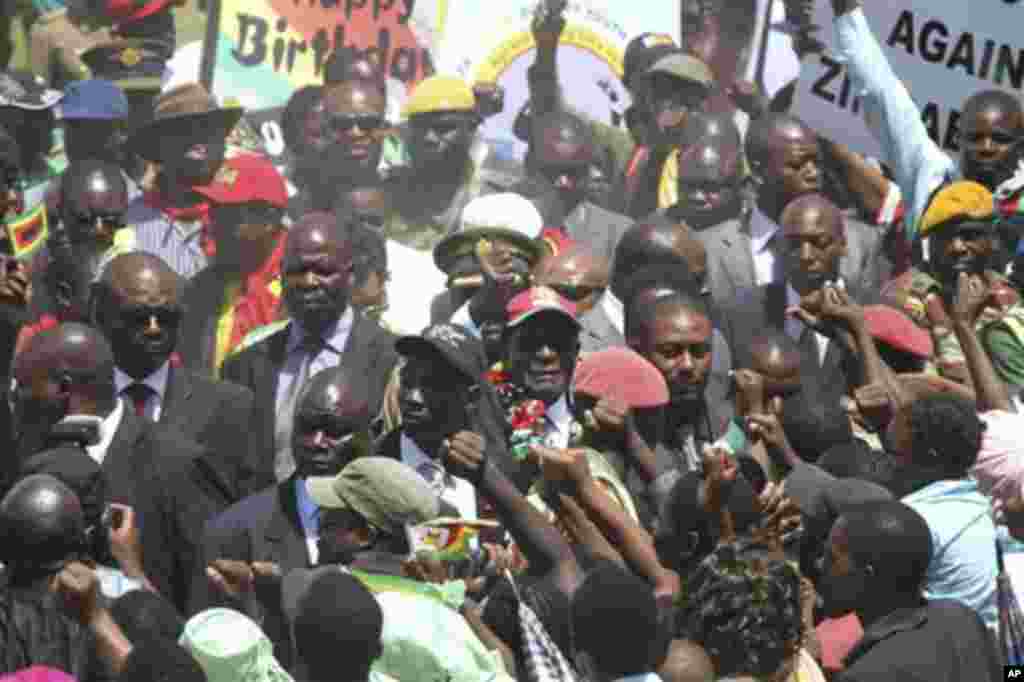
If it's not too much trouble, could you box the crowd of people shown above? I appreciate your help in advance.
[0,0,1022,681]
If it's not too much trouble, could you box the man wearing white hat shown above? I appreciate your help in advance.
[431,193,547,354]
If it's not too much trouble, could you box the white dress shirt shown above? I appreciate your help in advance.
[601,289,625,336]
[114,361,170,422]
[750,206,781,286]
[543,396,574,449]
[451,302,482,339]
[294,478,320,565]
[274,307,355,415]
[400,433,478,519]
[55,399,126,466]
[785,284,831,366]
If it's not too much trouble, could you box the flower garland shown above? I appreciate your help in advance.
[486,363,586,460]
[487,364,548,461]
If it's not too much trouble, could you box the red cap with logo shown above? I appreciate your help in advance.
[193,154,289,209]
[506,286,580,330]
[863,304,934,360]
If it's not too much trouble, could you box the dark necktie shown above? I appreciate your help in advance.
[275,335,327,481]
[768,232,786,285]
[123,383,154,418]
[799,324,821,368]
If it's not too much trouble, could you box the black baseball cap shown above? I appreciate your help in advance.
[623,33,684,89]
[395,323,487,384]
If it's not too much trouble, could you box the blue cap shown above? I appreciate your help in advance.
[60,80,129,121]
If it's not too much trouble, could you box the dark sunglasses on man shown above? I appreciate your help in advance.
[547,283,606,303]
[121,304,184,329]
[326,114,388,137]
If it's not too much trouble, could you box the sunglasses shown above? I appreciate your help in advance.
[547,284,606,303]
[121,304,183,328]
[327,114,387,135]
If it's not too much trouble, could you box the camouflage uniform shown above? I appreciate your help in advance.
[884,267,1020,379]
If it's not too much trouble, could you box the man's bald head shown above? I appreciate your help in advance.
[530,111,596,168]
[745,113,816,169]
[537,244,610,289]
[679,112,742,151]
[17,323,115,388]
[746,330,802,398]
[612,216,705,297]
[287,210,354,263]
[100,252,183,299]
[293,365,373,478]
[297,364,372,423]
[536,244,610,315]
[780,193,846,241]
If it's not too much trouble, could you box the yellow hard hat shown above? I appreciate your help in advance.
[402,75,476,119]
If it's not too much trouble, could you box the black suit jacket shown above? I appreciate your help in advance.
[103,411,202,507]
[158,367,257,499]
[718,282,877,404]
[189,481,308,665]
[220,313,398,490]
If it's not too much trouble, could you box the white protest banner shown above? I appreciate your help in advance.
[790,1,1024,160]
[436,0,679,162]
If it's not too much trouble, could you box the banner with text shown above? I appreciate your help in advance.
[436,0,679,162]
[791,1,1024,161]
[199,0,444,162]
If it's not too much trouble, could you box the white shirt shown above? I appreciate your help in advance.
[543,396,574,449]
[294,478,320,565]
[750,206,781,286]
[400,433,477,519]
[785,283,831,366]
[114,361,170,422]
[55,400,125,466]
[274,308,355,416]
[601,289,625,336]
[451,302,482,338]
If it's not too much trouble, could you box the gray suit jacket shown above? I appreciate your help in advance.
[564,201,632,266]
[696,209,891,307]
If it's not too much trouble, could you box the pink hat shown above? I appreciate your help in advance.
[506,286,579,330]
[573,347,670,408]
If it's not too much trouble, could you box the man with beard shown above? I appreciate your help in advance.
[221,211,397,490]
[521,111,632,266]
[299,79,390,212]
[818,501,1001,681]
[191,364,376,664]
[698,113,887,303]
[660,114,746,231]
[122,83,243,280]
[389,75,490,252]
[627,292,733,473]
[91,252,256,497]
[7,322,207,507]
[720,194,875,406]
[831,0,1024,244]
[177,154,289,376]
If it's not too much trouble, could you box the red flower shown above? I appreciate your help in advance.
[510,399,546,431]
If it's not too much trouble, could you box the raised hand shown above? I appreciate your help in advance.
[532,445,593,492]
[443,431,487,485]
[950,272,990,327]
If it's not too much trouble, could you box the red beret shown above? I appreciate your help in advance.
[572,347,670,408]
[863,304,934,359]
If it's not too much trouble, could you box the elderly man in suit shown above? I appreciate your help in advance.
[190,363,374,663]
[719,194,875,405]
[221,210,397,490]
[91,252,257,498]
[696,113,888,304]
